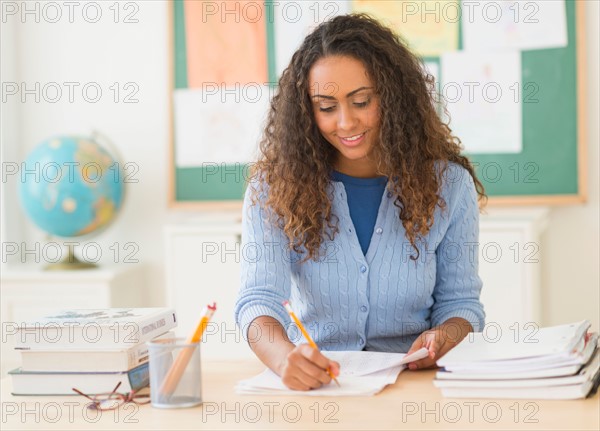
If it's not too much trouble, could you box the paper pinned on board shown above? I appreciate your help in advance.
[173,87,271,167]
[462,0,567,51]
[441,50,522,154]
[183,1,268,87]
[274,1,350,79]
[352,0,460,57]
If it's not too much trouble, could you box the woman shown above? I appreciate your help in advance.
[234,14,486,391]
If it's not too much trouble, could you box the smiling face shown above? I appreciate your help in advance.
[308,55,381,178]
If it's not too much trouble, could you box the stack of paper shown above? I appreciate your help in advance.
[434,320,600,400]
[236,348,429,396]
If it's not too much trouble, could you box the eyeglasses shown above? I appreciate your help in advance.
[72,381,150,411]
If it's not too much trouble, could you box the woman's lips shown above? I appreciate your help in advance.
[339,132,366,147]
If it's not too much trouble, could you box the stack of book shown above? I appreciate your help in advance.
[8,308,177,395]
[434,320,600,400]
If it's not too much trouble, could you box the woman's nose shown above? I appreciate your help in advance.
[337,105,358,131]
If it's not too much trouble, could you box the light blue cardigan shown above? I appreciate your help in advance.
[234,163,485,352]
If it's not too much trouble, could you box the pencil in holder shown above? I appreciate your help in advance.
[147,337,202,408]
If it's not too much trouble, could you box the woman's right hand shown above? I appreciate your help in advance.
[278,344,340,391]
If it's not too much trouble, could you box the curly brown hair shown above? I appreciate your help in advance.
[251,13,486,262]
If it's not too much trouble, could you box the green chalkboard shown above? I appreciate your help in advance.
[170,1,586,207]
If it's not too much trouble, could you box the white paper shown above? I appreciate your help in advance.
[434,348,600,400]
[438,320,591,366]
[434,350,600,388]
[235,350,428,396]
[436,364,583,381]
[236,366,403,397]
[173,86,271,167]
[274,1,350,79]
[401,347,430,364]
[441,50,522,154]
[324,348,429,376]
[462,0,567,51]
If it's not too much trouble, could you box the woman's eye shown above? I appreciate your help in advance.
[354,99,370,108]
[319,106,335,112]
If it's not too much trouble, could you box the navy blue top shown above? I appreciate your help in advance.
[331,170,388,255]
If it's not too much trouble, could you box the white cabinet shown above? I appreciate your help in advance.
[164,209,549,359]
[478,208,550,328]
[0,265,146,376]
[164,215,249,360]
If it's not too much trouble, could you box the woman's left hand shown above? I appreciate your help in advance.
[405,317,473,370]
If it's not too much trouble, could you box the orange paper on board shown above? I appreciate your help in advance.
[184,0,268,87]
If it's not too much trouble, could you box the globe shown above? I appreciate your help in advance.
[19,136,124,267]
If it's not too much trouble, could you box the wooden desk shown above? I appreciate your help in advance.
[1,360,598,430]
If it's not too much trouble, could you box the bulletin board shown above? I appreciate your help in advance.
[169,1,587,208]
[462,0,587,205]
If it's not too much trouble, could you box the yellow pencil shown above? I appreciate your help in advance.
[283,301,340,387]
[159,302,217,397]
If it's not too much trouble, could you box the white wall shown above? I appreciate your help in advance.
[1,10,24,255]
[1,2,170,306]
[541,0,600,330]
[1,2,598,329]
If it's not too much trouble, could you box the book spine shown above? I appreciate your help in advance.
[127,330,175,368]
[128,362,150,391]
[128,341,151,369]
[135,311,178,345]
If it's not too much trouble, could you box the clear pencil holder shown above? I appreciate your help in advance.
[146,338,202,408]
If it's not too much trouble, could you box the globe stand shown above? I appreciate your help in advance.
[45,244,97,271]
